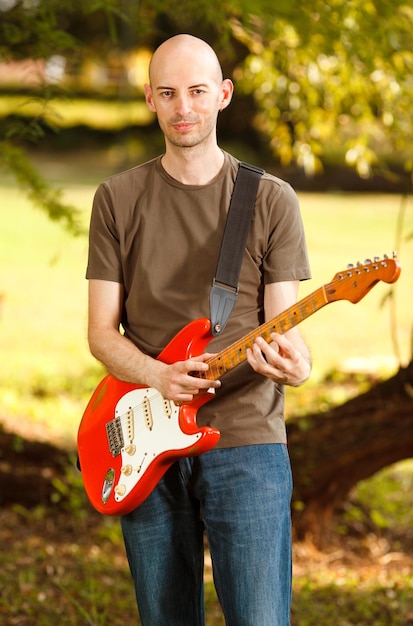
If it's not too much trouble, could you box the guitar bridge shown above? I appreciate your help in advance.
[106,417,124,457]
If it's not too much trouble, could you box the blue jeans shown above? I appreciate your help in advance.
[121,444,293,626]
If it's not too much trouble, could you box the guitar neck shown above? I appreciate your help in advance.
[205,285,329,380]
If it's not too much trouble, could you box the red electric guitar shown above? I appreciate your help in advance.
[78,255,401,515]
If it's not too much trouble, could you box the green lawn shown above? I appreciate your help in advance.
[0,178,98,443]
[298,191,413,378]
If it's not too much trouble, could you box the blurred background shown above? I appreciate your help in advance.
[1,1,413,624]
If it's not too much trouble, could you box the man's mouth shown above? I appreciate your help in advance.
[171,119,197,132]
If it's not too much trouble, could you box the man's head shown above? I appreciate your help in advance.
[144,35,233,151]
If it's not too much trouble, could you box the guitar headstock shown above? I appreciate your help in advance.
[325,254,402,304]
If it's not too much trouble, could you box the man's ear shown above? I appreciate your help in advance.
[219,79,234,112]
[144,83,156,112]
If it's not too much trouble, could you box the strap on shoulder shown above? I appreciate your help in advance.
[210,162,264,336]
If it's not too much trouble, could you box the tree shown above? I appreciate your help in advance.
[0,0,129,235]
[231,0,413,182]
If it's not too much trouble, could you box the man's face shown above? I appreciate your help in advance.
[145,48,231,151]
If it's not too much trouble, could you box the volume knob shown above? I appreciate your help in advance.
[124,444,136,455]
[115,484,126,497]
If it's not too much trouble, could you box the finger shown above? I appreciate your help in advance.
[269,332,295,358]
[189,370,221,393]
[185,359,211,373]
[247,343,273,372]
[254,337,281,366]
[248,341,289,382]
[174,394,195,406]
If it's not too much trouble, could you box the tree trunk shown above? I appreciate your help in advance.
[288,360,413,542]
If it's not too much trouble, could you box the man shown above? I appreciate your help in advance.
[86,34,311,626]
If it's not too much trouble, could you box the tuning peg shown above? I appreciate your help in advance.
[374,256,380,262]
[347,263,354,269]
[364,258,372,264]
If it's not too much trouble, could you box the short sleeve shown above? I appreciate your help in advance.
[86,182,124,283]
[261,179,311,284]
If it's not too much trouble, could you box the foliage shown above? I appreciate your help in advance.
[0,0,128,232]
[342,460,413,535]
[231,0,413,179]
[0,0,74,62]
[0,0,128,61]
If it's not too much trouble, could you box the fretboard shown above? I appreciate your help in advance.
[203,285,328,380]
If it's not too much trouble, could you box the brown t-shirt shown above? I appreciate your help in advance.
[86,152,311,447]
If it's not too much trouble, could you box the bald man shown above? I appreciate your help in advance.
[86,34,311,625]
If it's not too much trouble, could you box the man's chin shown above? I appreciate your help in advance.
[169,136,202,149]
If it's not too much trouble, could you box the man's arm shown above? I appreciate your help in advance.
[87,279,221,402]
[246,281,311,387]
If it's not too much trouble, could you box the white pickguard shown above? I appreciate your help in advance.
[112,387,202,503]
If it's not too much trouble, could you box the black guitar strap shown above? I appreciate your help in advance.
[210,161,264,336]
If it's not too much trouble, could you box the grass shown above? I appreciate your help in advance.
[1,152,413,624]
[298,191,413,379]
[1,487,412,625]
[0,180,98,444]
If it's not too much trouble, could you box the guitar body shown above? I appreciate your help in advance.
[77,318,220,516]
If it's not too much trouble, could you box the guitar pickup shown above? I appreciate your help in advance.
[106,417,124,457]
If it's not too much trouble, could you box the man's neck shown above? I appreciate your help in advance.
[161,143,225,185]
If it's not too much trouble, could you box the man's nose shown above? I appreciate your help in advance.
[175,93,192,116]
